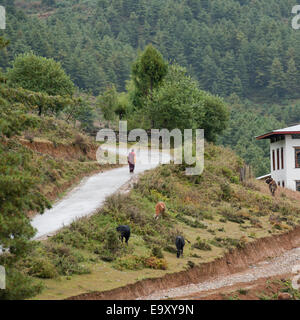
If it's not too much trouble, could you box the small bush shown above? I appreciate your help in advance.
[27,257,58,279]
[113,255,145,271]
[44,242,90,276]
[151,246,164,259]
[220,206,245,224]
[144,256,167,270]
[176,214,207,229]
[220,183,232,201]
[103,228,121,253]
[164,245,177,254]
[187,261,195,269]
[192,238,212,251]
[210,237,246,249]
[0,268,44,300]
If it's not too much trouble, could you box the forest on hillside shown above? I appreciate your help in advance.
[1,0,299,99]
[1,0,300,175]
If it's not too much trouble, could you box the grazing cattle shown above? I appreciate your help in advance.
[266,177,277,197]
[116,225,131,245]
[175,236,185,258]
[154,201,166,220]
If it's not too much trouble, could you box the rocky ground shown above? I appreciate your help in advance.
[138,247,300,300]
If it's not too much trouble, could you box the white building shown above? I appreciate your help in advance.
[256,124,300,191]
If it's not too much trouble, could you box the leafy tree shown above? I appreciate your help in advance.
[96,85,119,124]
[131,44,168,107]
[195,92,229,143]
[143,64,229,142]
[7,53,75,114]
[144,64,197,131]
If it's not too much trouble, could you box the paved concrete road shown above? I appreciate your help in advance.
[31,147,170,239]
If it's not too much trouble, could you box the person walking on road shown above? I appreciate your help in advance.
[128,149,136,173]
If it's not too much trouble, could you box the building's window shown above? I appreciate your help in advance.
[278,181,281,186]
[281,147,284,169]
[272,150,275,171]
[296,181,300,192]
[277,148,280,170]
[282,181,285,188]
[295,148,300,168]
[292,134,300,139]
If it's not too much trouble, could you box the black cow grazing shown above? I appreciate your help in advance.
[175,236,185,258]
[116,225,131,245]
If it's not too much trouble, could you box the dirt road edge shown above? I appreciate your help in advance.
[67,225,300,300]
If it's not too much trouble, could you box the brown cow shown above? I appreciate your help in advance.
[266,177,277,197]
[154,201,166,220]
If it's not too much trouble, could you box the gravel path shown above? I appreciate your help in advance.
[138,247,300,300]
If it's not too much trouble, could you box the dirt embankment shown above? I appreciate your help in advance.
[20,139,98,161]
[20,139,116,217]
[67,225,300,300]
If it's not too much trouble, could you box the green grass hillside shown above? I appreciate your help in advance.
[18,143,300,300]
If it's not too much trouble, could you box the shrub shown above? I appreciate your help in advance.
[220,183,232,201]
[151,246,164,259]
[210,237,246,249]
[220,206,245,224]
[99,250,115,262]
[0,268,44,300]
[52,227,90,249]
[53,255,90,276]
[27,257,58,279]
[113,255,145,271]
[192,238,212,251]
[164,245,177,254]
[144,256,167,270]
[187,261,195,269]
[103,228,122,253]
[176,214,207,228]
[43,242,90,276]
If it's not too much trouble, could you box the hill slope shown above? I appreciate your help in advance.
[1,0,299,101]
[15,142,300,300]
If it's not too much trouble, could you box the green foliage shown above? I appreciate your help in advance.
[131,44,168,107]
[0,140,51,257]
[131,63,229,141]
[7,52,74,99]
[192,237,212,251]
[151,246,164,259]
[96,85,119,122]
[0,85,78,117]
[220,183,232,201]
[0,268,43,300]
[268,58,285,98]
[1,0,299,100]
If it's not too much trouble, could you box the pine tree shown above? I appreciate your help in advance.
[200,55,218,91]
[131,44,168,107]
[286,58,299,96]
[268,58,286,98]
[232,75,243,97]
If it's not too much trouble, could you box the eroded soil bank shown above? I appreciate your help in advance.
[20,139,99,161]
[67,225,300,300]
